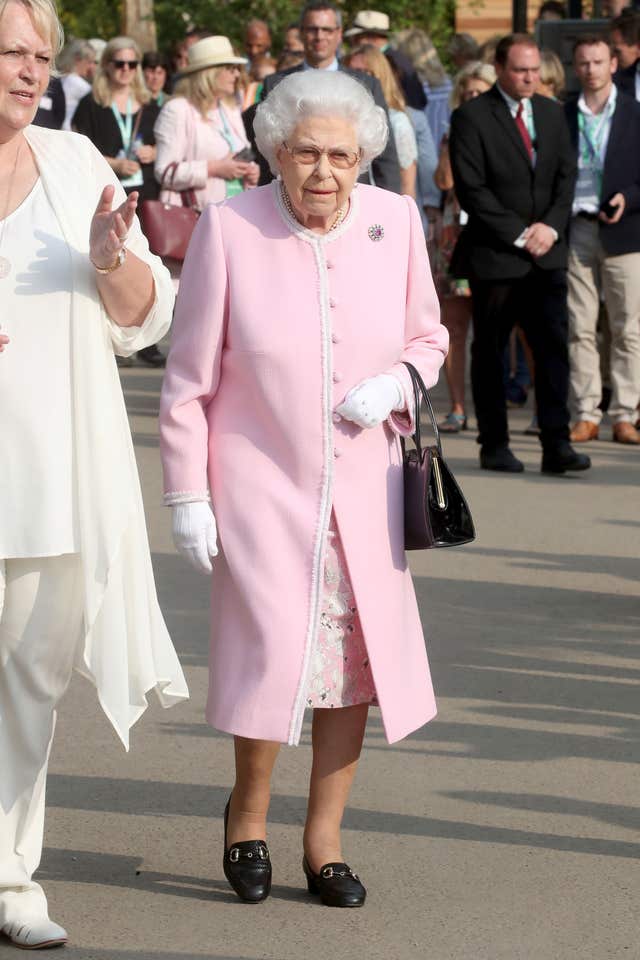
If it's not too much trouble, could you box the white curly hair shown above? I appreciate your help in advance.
[254,70,389,176]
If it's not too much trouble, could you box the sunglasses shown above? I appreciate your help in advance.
[112,59,139,69]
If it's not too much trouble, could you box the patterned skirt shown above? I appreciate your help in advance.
[306,511,378,709]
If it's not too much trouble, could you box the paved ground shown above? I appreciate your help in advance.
[3,365,638,960]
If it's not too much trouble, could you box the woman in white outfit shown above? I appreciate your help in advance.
[0,0,188,949]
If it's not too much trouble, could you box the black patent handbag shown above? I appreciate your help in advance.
[401,362,476,550]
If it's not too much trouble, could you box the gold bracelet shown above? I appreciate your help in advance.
[91,247,127,274]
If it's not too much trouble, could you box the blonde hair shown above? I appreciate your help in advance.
[174,65,227,118]
[93,36,150,107]
[539,48,565,97]
[394,28,447,88]
[450,60,496,109]
[0,0,63,58]
[348,44,406,112]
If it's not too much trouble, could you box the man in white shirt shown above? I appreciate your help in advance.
[565,35,640,444]
[58,38,97,130]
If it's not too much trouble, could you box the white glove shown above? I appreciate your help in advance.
[171,502,218,575]
[335,374,405,429]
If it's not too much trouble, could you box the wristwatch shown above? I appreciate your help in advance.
[91,247,127,274]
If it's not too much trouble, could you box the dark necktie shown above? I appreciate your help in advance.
[515,101,534,163]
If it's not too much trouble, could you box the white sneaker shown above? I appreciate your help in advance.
[1,917,68,949]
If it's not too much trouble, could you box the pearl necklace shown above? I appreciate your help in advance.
[280,183,345,233]
[0,139,22,280]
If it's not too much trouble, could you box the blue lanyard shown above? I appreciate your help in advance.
[217,104,237,151]
[111,97,134,155]
[578,108,610,165]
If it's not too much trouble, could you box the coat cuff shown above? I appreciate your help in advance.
[164,490,210,506]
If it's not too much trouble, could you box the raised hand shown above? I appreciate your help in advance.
[89,184,138,271]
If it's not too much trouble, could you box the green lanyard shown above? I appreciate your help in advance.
[578,100,614,193]
[111,97,134,156]
[217,105,243,198]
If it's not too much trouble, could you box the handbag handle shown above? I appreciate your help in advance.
[160,162,198,209]
[403,361,443,461]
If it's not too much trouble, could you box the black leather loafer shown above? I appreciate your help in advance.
[480,445,524,473]
[222,798,271,903]
[541,445,591,474]
[303,856,366,908]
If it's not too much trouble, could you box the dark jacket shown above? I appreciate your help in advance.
[614,61,638,99]
[565,91,640,256]
[255,64,402,193]
[33,77,65,130]
[72,94,160,202]
[449,85,576,280]
[384,47,427,111]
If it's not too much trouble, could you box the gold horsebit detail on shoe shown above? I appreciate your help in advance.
[321,866,358,880]
[229,845,269,862]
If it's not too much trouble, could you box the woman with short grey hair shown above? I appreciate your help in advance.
[160,68,447,909]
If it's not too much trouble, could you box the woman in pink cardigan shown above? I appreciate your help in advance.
[160,70,448,908]
[153,36,259,210]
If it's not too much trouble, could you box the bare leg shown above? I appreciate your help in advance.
[303,704,369,872]
[228,736,281,845]
[442,296,472,414]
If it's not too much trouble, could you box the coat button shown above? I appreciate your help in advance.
[332,412,342,423]
[332,332,340,344]
[333,371,342,383]
[326,259,334,269]
[334,447,342,458]
[329,298,337,308]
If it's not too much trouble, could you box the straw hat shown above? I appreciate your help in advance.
[344,11,391,39]
[179,36,247,75]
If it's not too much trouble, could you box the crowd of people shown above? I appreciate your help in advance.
[30,0,640,450]
[1,0,640,949]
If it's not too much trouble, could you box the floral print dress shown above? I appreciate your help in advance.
[306,510,378,709]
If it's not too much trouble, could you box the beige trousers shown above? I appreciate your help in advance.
[0,555,83,926]
[567,216,640,424]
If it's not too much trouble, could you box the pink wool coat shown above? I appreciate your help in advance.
[160,182,448,745]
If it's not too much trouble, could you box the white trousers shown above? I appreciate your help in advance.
[567,216,640,424]
[0,555,83,926]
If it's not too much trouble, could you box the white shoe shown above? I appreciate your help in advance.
[1,917,68,949]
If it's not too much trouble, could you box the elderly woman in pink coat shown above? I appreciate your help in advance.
[160,70,448,908]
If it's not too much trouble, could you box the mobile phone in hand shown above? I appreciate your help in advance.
[600,195,618,219]
[233,147,255,163]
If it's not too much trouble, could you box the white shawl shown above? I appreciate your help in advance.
[5,126,189,748]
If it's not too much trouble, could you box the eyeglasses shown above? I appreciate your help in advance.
[282,142,361,169]
[302,25,339,35]
[112,59,139,70]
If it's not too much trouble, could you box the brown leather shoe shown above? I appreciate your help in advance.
[570,420,599,442]
[612,421,640,445]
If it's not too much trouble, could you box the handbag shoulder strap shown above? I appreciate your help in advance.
[160,161,198,209]
[403,361,443,459]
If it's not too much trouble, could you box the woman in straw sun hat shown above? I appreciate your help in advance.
[154,36,259,213]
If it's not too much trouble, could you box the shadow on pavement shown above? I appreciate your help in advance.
[59,950,256,960]
[44,779,640,860]
[442,791,640,833]
[39,848,307,908]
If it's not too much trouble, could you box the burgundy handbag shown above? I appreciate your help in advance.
[139,162,200,261]
[402,361,475,550]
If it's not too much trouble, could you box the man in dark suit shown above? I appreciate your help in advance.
[565,35,640,445]
[450,33,589,475]
[255,0,401,193]
[612,12,640,99]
